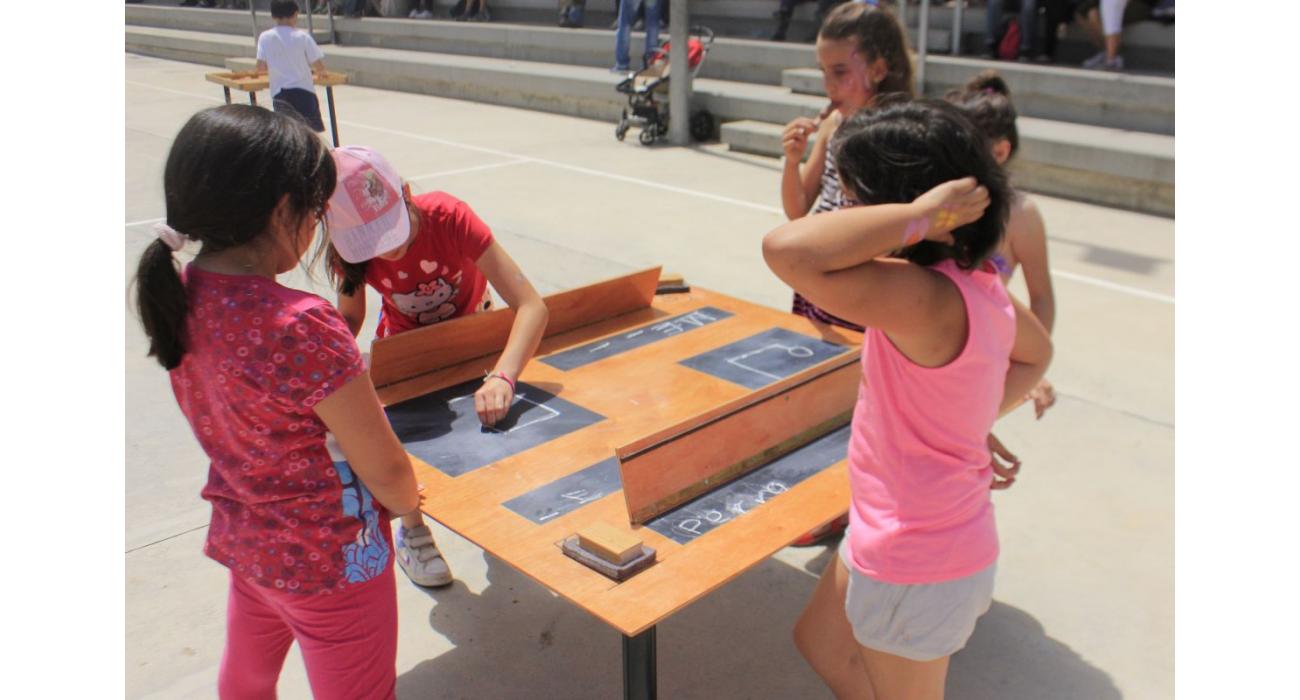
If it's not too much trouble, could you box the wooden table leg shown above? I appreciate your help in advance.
[249,91,258,106]
[326,85,340,148]
[622,627,657,700]
[222,86,232,105]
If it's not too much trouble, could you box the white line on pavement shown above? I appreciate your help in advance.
[124,78,1175,305]
[125,216,166,228]
[406,159,532,181]
[1052,269,1174,304]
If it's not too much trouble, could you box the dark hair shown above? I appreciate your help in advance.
[270,0,300,19]
[832,97,1010,270]
[818,2,915,98]
[945,71,1019,158]
[326,244,369,297]
[134,104,335,370]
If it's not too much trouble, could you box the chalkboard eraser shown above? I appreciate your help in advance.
[576,522,644,565]
[562,535,656,582]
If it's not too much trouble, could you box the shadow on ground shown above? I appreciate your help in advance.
[948,602,1122,699]
[394,546,1119,699]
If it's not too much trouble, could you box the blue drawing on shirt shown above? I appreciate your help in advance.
[335,458,391,583]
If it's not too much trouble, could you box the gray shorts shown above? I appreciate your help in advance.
[839,535,996,662]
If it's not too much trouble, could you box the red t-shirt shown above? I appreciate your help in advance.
[171,266,391,595]
[366,192,495,338]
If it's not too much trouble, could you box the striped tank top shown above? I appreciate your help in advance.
[792,154,866,332]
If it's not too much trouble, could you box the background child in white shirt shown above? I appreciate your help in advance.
[256,0,327,133]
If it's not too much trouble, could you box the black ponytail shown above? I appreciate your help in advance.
[135,238,189,369]
[134,104,335,370]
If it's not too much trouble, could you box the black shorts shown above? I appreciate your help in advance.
[273,87,325,132]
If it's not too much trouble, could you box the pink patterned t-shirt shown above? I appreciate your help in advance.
[170,266,391,595]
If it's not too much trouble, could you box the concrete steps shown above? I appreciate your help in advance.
[127,6,1170,131]
[783,57,1174,135]
[125,4,332,43]
[124,18,1173,216]
[721,116,1172,215]
[894,3,1175,73]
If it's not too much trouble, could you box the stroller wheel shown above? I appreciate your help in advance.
[616,118,630,142]
[639,128,657,146]
[690,110,716,142]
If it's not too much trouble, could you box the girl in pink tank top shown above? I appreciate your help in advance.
[764,98,1053,698]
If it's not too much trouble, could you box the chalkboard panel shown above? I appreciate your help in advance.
[540,306,734,371]
[386,379,605,477]
[503,457,622,524]
[645,425,851,544]
[678,327,851,390]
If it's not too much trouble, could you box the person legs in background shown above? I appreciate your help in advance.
[409,0,436,18]
[1079,0,1127,69]
[1039,0,1076,62]
[985,0,1040,60]
[613,0,635,71]
[771,0,800,41]
[460,0,490,21]
[641,0,662,65]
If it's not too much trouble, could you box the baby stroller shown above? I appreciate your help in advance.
[614,25,716,146]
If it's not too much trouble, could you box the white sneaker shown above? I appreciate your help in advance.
[395,523,453,587]
[408,8,419,17]
[417,9,434,18]
[1104,55,1125,71]
[1081,51,1107,69]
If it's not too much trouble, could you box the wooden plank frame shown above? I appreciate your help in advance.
[205,69,348,92]
[370,267,661,394]
[617,353,860,525]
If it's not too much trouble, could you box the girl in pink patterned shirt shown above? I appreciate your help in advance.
[134,105,422,700]
[764,99,1053,698]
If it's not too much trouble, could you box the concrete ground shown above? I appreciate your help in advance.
[125,52,1173,699]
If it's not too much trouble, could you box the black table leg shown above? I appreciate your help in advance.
[623,626,656,700]
[222,86,232,105]
[249,91,257,106]
[326,85,340,147]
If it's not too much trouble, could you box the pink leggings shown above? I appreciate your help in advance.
[218,567,398,700]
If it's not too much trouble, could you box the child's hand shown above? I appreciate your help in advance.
[475,376,514,427]
[911,177,991,244]
[1028,377,1056,420]
[782,116,819,161]
[987,432,1021,490]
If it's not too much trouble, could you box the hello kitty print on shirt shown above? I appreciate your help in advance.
[390,277,458,325]
[362,191,495,339]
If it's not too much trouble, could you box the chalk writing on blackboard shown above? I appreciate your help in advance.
[645,425,851,544]
[679,327,850,390]
[386,379,605,478]
[540,306,734,371]
[502,457,622,524]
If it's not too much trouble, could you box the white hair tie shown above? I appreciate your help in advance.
[153,222,189,252]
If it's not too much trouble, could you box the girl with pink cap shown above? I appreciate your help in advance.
[324,145,549,589]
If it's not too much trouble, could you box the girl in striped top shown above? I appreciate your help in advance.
[779,2,915,333]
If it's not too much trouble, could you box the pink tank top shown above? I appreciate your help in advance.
[845,259,1015,584]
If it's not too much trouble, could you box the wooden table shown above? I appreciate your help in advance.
[204,70,348,147]
[372,269,862,700]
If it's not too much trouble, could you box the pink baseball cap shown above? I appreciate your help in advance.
[325,146,412,263]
